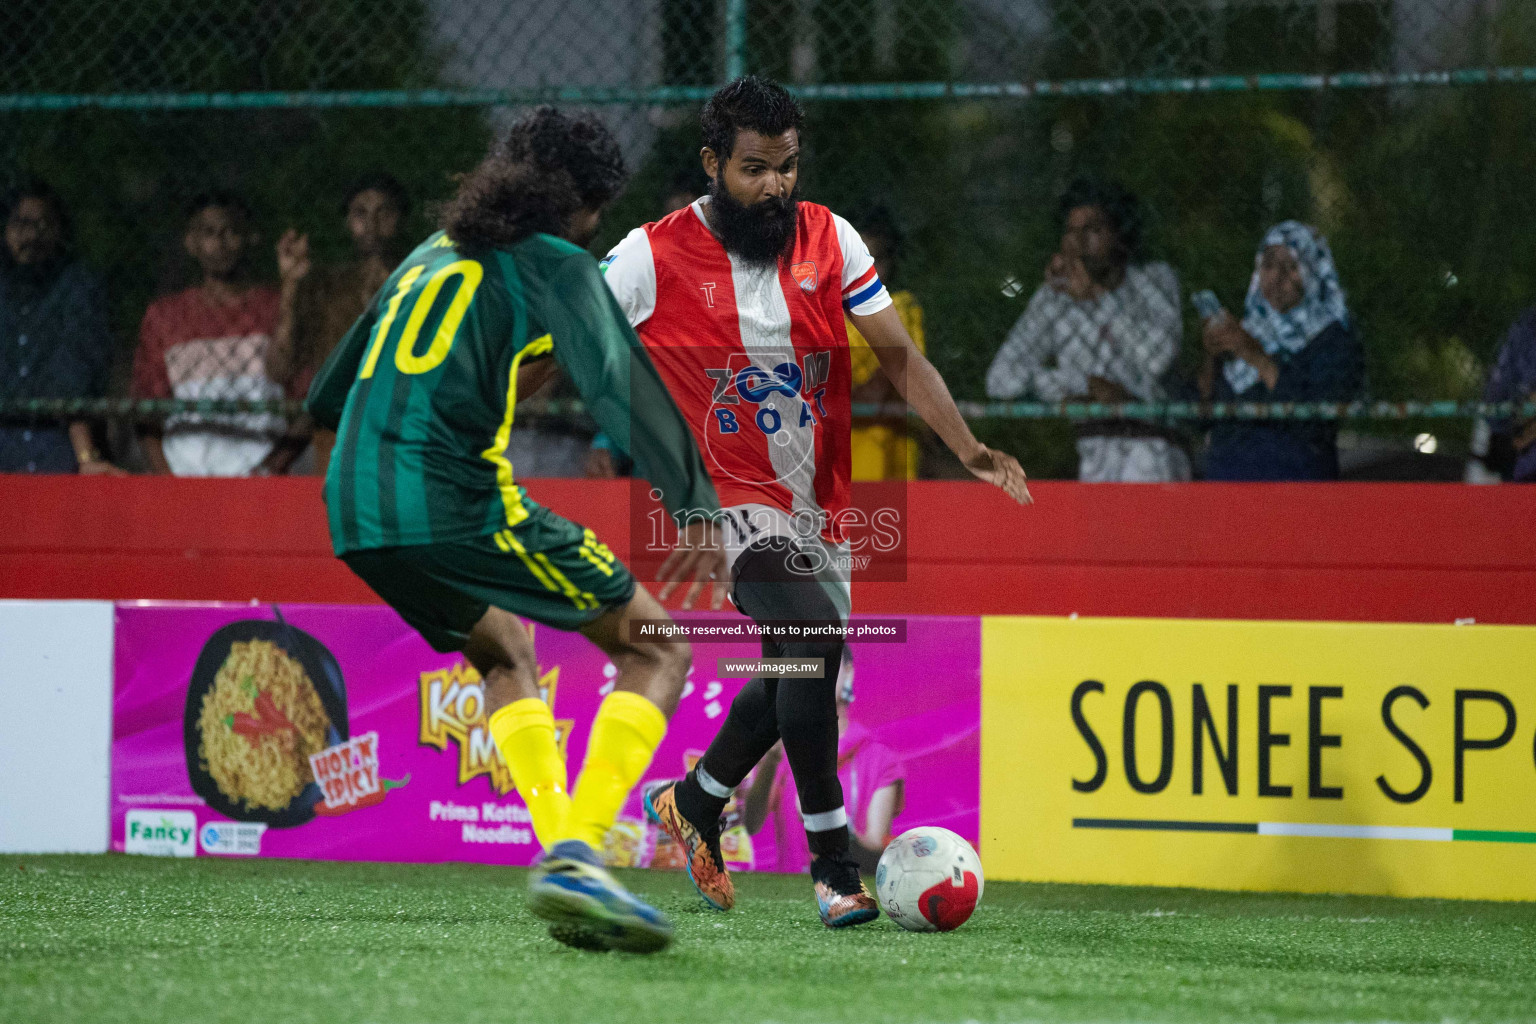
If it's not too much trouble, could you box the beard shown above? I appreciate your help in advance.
[707,176,799,266]
[3,247,65,290]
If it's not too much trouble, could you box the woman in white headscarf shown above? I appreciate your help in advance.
[1197,221,1364,480]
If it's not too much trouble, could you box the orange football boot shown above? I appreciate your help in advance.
[644,781,735,911]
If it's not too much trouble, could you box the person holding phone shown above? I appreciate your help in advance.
[1196,221,1364,480]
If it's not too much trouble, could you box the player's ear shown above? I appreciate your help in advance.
[700,146,719,181]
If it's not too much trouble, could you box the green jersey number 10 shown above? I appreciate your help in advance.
[359,259,484,379]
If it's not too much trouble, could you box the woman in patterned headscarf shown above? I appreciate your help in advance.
[1198,221,1364,480]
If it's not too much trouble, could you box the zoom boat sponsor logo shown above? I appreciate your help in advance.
[125,810,196,857]
[706,351,831,437]
[200,821,266,855]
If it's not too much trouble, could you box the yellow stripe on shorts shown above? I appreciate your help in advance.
[496,528,559,594]
[532,552,598,610]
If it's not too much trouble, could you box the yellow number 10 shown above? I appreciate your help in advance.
[359,259,484,379]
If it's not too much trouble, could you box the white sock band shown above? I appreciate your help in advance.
[801,806,848,832]
[695,764,732,799]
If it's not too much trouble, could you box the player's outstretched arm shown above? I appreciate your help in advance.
[542,252,730,608]
[851,305,1033,505]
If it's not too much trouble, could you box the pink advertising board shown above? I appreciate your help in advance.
[110,603,979,870]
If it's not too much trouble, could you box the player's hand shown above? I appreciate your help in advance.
[657,517,730,610]
[276,229,311,285]
[964,445,1033,505]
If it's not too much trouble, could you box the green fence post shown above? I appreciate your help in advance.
[725,0,748,80]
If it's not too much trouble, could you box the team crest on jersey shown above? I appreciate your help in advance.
[790,261,818,293]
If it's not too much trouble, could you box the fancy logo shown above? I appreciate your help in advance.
[419,653,568,795]
[125,810,197,858]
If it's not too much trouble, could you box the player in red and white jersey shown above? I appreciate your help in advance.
[602,177,888,553]
[605,77,1031,927]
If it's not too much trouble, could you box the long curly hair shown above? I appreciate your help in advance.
[442,107,627,249]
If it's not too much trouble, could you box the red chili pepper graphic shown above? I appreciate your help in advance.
[253,691,295,732]
[226,692,297,740]
[228,712,269,739]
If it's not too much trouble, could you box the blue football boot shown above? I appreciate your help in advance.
[527,840,673,953]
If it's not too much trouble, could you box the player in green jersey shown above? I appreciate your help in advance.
[306,108,729,954]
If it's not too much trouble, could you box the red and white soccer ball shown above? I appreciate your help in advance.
[875,826,984,932]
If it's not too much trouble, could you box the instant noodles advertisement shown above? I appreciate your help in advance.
[111,603,979,869]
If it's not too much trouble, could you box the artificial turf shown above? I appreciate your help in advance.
[2,854,1533,1024]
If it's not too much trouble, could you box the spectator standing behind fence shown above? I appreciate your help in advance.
[1197,221,1364,481]
[0,180,120,475]
[266,174,410,475]
[846,210,925,480]
[132,193,285,476]
[985,179,1188,482]
[1471,307,1536,482]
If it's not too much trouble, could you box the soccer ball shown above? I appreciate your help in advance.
[875,826,984,932]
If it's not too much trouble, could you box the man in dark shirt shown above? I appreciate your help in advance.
[0,180,119,474]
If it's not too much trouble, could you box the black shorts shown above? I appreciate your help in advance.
[342,505,636,652]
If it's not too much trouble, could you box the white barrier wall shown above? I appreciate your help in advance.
[0,600,114,853]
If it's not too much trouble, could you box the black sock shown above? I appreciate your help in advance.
[675,673,782,830]
[808,825,851,861]
[674,767,726,831]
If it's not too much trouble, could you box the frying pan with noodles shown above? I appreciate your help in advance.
[182,609,349,827]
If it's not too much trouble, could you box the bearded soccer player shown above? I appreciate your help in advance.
[601,77,1032,927]
[305,108,728,953]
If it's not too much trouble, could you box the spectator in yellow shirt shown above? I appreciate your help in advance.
[845,210,925,480]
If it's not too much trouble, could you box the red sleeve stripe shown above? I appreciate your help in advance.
[842,265,878,295]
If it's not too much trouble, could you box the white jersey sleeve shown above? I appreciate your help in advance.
[600,227,657,328]
[831,212,893,317]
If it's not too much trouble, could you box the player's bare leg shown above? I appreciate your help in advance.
[520,587,693,954]
[464,608,591,950]
[640,521,740,910]
[577,583,690,716]
[465,599,666,953]
[469,607,565,845]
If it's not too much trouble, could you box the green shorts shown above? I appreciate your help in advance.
[341,505,636,652]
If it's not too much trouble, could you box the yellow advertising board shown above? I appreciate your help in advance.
[981,616,1536,901]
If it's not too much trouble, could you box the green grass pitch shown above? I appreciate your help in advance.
[3,855,1533,1023]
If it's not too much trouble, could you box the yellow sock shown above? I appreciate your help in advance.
[488,698,570,850]
[563,691,668,849]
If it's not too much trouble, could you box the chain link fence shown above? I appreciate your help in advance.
[3,0,1535,479]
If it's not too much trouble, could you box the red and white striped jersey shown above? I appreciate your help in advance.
[602,199,891,544]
